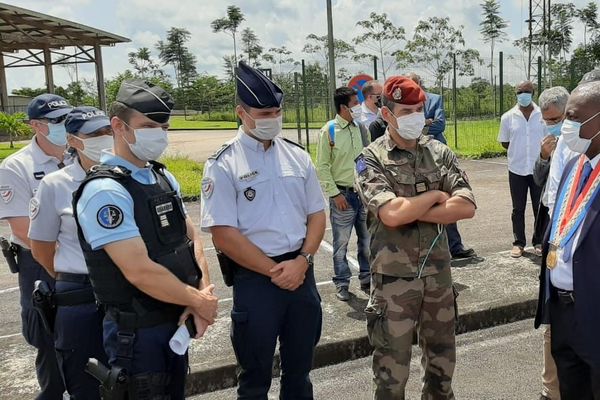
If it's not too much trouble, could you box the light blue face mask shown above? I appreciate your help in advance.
[46,122,67,146]
[546,122,563,137]
[517,92,533,107]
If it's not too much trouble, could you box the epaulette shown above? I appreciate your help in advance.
[87,164,131,178]
[208,141,234,160]
[281,137,305,150]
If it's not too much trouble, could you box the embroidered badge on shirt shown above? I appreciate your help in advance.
[0,185,14,204]
[97,205,123,229]
[33,171,45,180]
[356,155,367,175]
[202,178,214,199]
[238,170,259,181]
[29,198,40,219]
[244,187,256,201]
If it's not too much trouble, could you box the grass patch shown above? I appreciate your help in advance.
[0,143,25,161]
[160,155,204,199]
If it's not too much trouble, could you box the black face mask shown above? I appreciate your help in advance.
[374,96,382,108]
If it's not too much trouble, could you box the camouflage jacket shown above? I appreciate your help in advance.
[354,132,476,278]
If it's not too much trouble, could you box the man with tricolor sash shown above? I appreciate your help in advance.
[535,81,600,400]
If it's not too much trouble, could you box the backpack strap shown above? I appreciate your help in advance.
[328,120,336,147]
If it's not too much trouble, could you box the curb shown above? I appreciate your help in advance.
[184,297,538,396]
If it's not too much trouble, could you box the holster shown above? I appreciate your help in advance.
[86,358,129,400]
[0,237,19,274]
[215,249,235,287]
[32,280,56,334]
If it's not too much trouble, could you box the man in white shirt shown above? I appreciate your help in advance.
[498,81,546,258]
[359,80,382,128]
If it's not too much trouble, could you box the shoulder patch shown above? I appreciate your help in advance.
[0,185,13,204]
[355,154,367,175]
[209,142,233,160]
[201,177,214,199]
[96,205,124,229]
[281,137,305,150]
[29,198,40,219]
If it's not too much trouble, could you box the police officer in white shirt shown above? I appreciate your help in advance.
[0,94,71,399]
[201,61,326,399]
[28,106,112,399]
[498,81,546,258]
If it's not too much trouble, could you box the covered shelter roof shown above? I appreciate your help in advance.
[0,2,130,111]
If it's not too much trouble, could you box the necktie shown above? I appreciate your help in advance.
[562,161,593,262]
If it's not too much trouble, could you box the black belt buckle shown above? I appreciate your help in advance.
[556,289,575,304]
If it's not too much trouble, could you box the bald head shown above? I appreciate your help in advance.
[565,81,600,155]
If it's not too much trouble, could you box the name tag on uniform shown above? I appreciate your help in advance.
[155,202,174,215]
[415,181,428,194]
[239,170,259,181]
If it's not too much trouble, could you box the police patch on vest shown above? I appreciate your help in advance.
[33,171,45,180]
[244,187,256,201]
[97,205,123,229]
[155,202,174,215]
[29,198,40,219]
[0,185,13,204]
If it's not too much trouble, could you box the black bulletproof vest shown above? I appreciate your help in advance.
[72,162,200,325]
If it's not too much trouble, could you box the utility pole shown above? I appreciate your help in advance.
[326,0,336,116]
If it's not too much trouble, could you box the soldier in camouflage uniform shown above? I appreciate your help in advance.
[354,76,477,400]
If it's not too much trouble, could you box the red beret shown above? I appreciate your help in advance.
[383,76,426,105]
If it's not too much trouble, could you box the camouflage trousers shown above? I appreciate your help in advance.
[365,268,456,400]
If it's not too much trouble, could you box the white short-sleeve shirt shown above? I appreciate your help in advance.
[0,137,69,247]
[28,161,88,274]
[200,128,326,257]
[498,104,545,176]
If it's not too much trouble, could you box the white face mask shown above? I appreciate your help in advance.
[562,111,600,154]
[124,125,169,161]
[348,104,362,121]
[246,113,283,141]
[393,111,425,140]
[74,135,113,162]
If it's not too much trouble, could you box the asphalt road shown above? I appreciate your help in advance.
[191,319,546,400]
[0,132,541,397]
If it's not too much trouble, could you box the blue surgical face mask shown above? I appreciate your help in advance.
[517,93,533,107]
[46,122,67,146]
[546,122,563,137]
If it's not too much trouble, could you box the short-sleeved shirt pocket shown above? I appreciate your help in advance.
[235,174,271,228]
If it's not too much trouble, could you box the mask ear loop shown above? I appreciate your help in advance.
[416,224,445,279]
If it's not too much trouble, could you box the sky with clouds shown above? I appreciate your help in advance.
[1,0,594,92]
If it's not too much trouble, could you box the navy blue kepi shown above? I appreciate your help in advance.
[235,61,283,109]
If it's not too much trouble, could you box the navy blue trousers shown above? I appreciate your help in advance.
[54,280,107,399]
[103,317,188,399]
[17,250,64,399]
[231,265,322,400]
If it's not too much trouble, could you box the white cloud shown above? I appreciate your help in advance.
[1,0,596,92]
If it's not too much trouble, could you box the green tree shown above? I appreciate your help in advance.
[240,28,263,67]
[395,17,482,91]
[128,47,165,78]
[576,2,600,49]
[211,5,245,67]
[264,46,296,75]
[0,112,31,148]
[479,0,508,92]
[11,87,47,97]
[549,3,577,60]
[156,27,197,91]
[302,34,354,83]
[352,12,405,80]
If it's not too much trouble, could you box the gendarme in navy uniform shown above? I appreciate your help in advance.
[28,106,112,399]
[0,94,72,399]
[73,80,217,399]
[201,61,326,399]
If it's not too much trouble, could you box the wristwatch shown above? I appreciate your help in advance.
[299,251,314,267]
